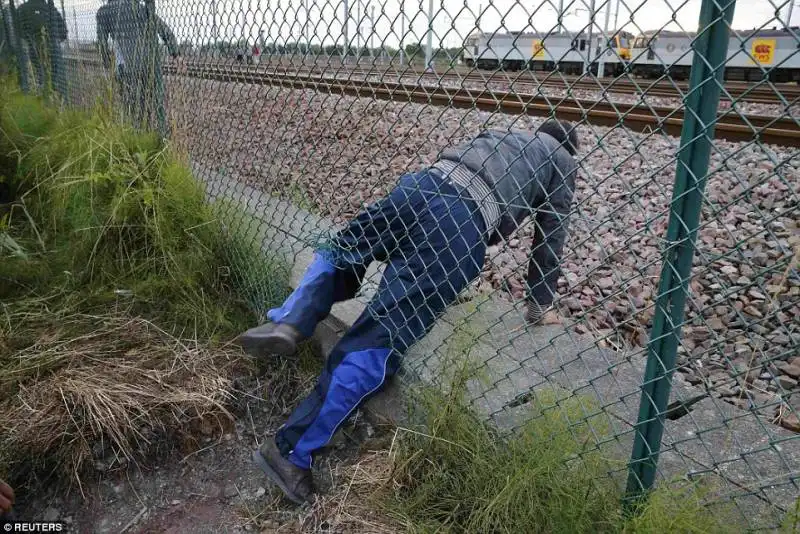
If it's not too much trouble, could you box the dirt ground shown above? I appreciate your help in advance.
[10,361,399,534]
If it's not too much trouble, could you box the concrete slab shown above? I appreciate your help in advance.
[659,397,800,514]
[193,162,331,261]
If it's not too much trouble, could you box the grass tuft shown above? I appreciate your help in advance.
[0,313,247,494]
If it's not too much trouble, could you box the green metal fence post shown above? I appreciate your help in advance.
[6,0,29,92]
[624,0,737,505]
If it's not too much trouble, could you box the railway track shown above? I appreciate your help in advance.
[252,63,800,105]
[61,55,799,147]
[173,63,799,147]
[63,52,800,105]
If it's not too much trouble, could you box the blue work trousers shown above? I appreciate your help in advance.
[269,170,487,469]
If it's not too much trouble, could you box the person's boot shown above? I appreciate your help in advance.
[252,439,313,505]
[236,322,303,357]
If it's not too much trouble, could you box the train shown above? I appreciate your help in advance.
[464,27,800,82]
[463,30,633,75]
[630,28,800,82]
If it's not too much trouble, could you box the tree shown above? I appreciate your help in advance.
[404,42,422,59]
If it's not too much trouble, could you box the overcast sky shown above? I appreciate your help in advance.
[64,0,797,47]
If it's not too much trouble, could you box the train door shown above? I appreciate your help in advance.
[647,37,656,60]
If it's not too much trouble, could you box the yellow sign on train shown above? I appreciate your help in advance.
[751,39,775,65]
[532,40,545,58]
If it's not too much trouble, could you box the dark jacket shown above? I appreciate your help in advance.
[16,0,67,43]
[96,0,177,71]
[438,129,577,306]
[0,7,12,57]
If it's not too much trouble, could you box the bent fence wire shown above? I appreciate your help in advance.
[3,0,799,526]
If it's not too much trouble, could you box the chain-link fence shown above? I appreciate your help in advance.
[2,0,799,527]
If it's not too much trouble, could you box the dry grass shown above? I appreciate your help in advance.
[237,429,399,534]
[297,449,398,534]
[0,311,250,494]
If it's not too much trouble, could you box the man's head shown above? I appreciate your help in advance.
[538,120,579,156]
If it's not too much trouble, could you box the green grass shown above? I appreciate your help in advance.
[386,383,739,533]
[0,77,288,340]
[783,499,800,533]
[0,78,292,485]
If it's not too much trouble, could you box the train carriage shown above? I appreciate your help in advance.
[463,31,530,70]
[630,27,800,82]
[463,30,633,75]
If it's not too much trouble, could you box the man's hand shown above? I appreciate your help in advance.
[0,479,14,513]
[525,301,561,325]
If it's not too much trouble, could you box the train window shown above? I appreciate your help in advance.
[580,39,586,51]
[474,46,478,54]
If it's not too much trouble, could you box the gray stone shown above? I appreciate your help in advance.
[777,376,798,391]
[747,289,767,300]
[717,385,739,397]
[743,305,763,318]
[363,377,409,426]
[597,276,614,289]
[779,413,800,432]
[749,323,769,336]
[223,484,238,499]
[777,362,800,379]
[42,507,59,522]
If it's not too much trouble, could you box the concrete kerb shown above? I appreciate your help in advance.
[194,162,800,513]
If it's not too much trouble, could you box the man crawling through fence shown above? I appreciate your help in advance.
[236,120,580,504]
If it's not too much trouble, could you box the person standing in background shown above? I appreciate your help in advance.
[15,0,67,95]
[96,0,178,135]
